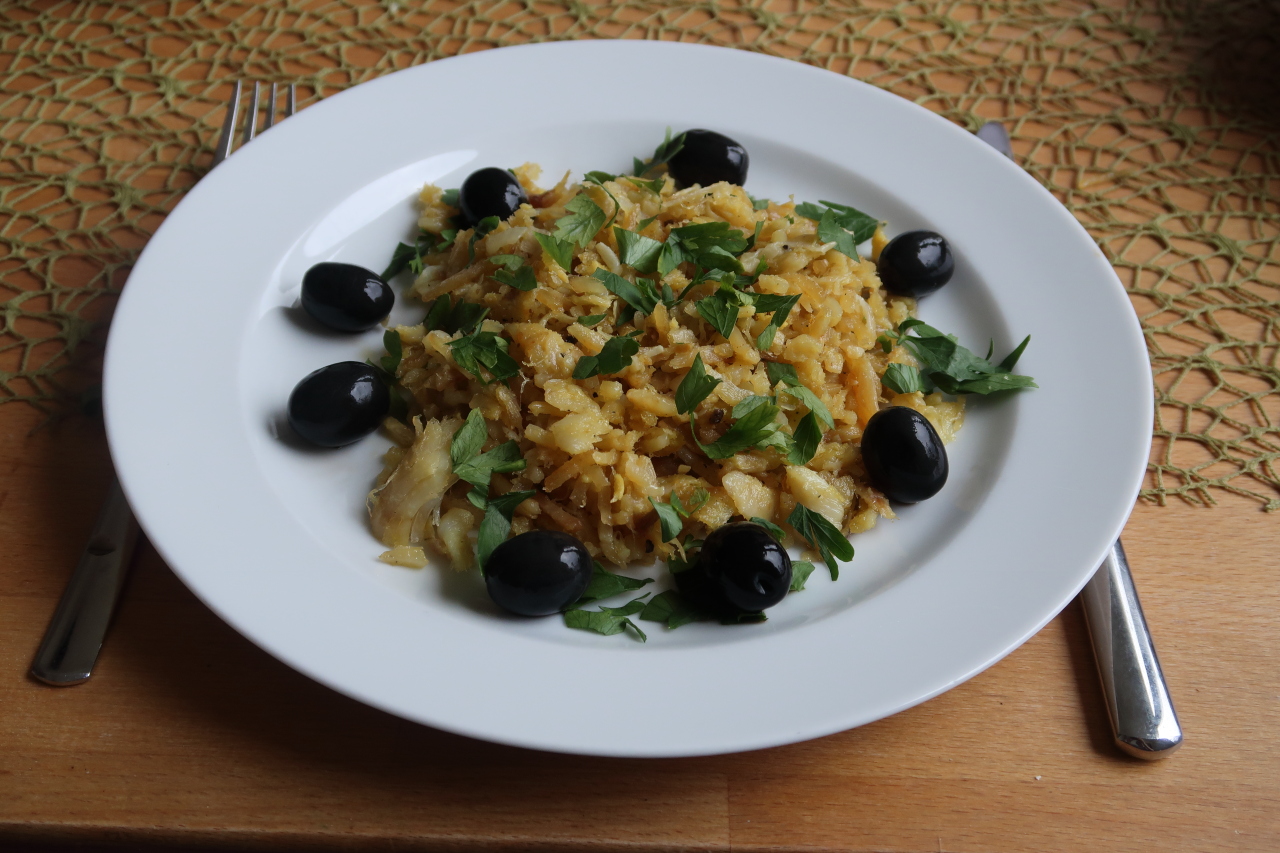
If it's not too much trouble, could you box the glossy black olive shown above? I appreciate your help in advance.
[667,129,749,189]
[861,406,949,503]
[287,362,389,448]
[458,167,528,226]
[876,230,954,298]
[485,530,593,617]
[676,522,791,615]
[301,262,394,332]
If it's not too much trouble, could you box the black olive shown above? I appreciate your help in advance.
[458,167,528,226]
[287,362,389,448]
[677,522,791,615]
[861,406,949,503]
[300,262,394,332]
[484,530,593,617]
[876,230,954,298]
[667,129,749,189]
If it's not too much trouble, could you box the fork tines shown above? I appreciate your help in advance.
[212,81,297,167]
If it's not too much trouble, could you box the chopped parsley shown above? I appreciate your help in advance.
[659,221,750,276]
[787,504,853,580]
[882,362,927,395]
[877,319,1036,395]
[633,127,686,177]
[535,232,577,271]
[796,199,879,247]
[553,194,607,248]
[592,268,666,321]
[488,253,537,291]
[574,562,654,605]
[575,313,607,327]
[625,175,665,194]
[789,560,817,591]
[571,331,642,379]
[379,328,402,375]
[748,194,770,211]
[751,293,801,351]
[696,284,744,340]
[449,410,533,567]
[674,352,721,415]
[424,294,487,335]
[638,590,709,629]
[476,488,536,569]
[648,489,709,542]
[613,226,664,275]
[693,395,791,460]
[448,327,520,384]
[563,595,649,641]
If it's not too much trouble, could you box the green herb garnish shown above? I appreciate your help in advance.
[878,319,1036,395]
[592,268,665,321]
[534,232,577,271]
[674,352,721,415]
[613,226,664,275]
[882,363,927,394]
[379,328,403,375]
[448,328,520,384]
[450,409,527,506]
[571,331,642,379]
[751,293,801,351]
[796,199,878,247]
[787,504,853,580]
[476,489,536,569]
[425,294,487,335]
[563,595,649,641]
[488,253,538,291]
[789,561,817,591]
[576,313,607,327]
[633,127,686,177]
[574,562,654,605]
[553,194,608,248]
[693,395,790,460]
[638,590,709,629]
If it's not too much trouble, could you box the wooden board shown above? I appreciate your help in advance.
[1,393,1278,852]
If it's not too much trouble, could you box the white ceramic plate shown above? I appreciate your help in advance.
[105,41,1151,757]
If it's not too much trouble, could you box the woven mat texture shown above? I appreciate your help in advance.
[1,0,1277,509]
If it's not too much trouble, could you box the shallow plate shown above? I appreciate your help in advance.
[105,41,1151,757]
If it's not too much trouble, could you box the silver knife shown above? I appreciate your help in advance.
[977,121,1182,758]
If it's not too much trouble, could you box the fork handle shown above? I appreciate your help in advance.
[1080,539,1183,758]
[30,475,140,685]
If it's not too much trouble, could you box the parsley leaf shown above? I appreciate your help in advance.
[563,595,649,641]
[488,253,538,291]
[592,268,663,320]
[576,313,607,327]
[441,188,460,208]
[467,215,501,264]
[787,504,853,580]
[796,199,879,244]
[749,516,786,541]
[584,170,616,183]
[449,328,520,384]
[752,293,801,351]
[694,395,788,460]
[766,362,834,429]
[553,194,607,248]
[748,194,770,211]
[638,590,710,629]
[450,409,527,504]
[534,232,577,271]
[571,332,641,379]
[786,411,823,465]
[696,285,744,340]
[675,352,722,415]
[817,208,860,259]
[476,489,536,569]
[575,562,654,605]
[425,294,487,335]
[613,226,664,274]
[889,320,1037,395]
[882,363,927,394]
[672,488,709,517]
[633,127,686,177]
[789,560,817,591]
[380,328,403,375]
[625,175,665,194]
[649,497,683,543]
[661,221,749,275]
[382,241,419,280]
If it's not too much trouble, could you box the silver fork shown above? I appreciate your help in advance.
[30,82,298,686]
[977,121,1182,759]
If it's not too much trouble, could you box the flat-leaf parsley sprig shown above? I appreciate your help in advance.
[877,319,1036,396]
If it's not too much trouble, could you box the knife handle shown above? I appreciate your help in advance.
[30,474,140,685]
[1080,539,1183,758]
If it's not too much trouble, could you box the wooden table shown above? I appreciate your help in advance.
[2,377,1278,852]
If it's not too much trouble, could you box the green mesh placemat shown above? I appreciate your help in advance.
[1,0,1277,510]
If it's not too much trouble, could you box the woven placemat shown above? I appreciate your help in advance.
[1,0,1276,509]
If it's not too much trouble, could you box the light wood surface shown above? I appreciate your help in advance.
[1,384,1278,851]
